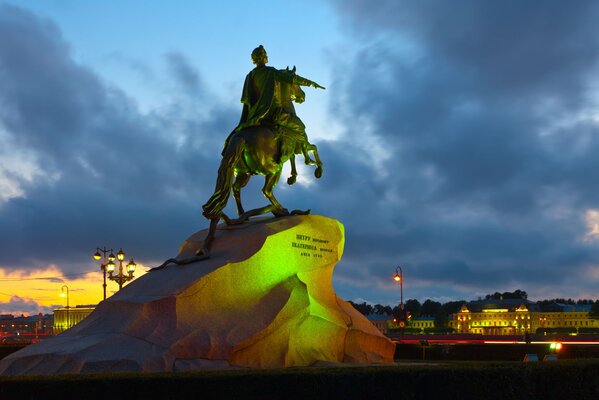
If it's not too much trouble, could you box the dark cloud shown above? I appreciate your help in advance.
[324,0,599,302]
[165,51,205,98]
[0,4,237,273]
[0,295,56,315]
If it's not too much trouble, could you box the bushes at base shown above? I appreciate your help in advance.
[536,327,576,335]
[388,327,421,334]
[0,361,598,400]
[423,326,455,334]
[578,327,599,334]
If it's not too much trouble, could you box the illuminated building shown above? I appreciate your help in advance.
[53,305,96,335]
[410,316,435,331]
[449,299,597,335]
[0,314,53,343]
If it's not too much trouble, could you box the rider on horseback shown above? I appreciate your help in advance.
[232,45,324,165]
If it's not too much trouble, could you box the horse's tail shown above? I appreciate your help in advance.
[202,136,245,219]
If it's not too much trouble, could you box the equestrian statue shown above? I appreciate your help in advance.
[197,45,324,258]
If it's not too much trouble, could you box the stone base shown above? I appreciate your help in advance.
[0,215,395,375]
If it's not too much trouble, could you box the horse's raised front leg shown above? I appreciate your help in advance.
[262,169,288,216]
[306,143,323,179]
[232,172,251,215]
[301,144,316,165]
[287,155,298,185]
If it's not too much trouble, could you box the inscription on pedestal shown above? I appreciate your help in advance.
[291,234,334,258]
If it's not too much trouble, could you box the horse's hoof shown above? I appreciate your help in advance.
[315,166,323,179]
[287,176,296,185]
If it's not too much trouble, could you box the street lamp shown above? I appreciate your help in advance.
[393,266,403,310]
[106,248,137,291]
[93,246,114,300]
[60,285,69,329]
[392,266,405,335]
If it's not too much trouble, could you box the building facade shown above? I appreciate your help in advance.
[409,316,435,331]
[449,299,597,335]
[53,305,96,335]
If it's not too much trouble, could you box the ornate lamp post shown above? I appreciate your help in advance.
[60,285,69,329]
[106,248,137,291]
[93,246,115,300]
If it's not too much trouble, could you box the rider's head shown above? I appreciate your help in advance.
[251,45,268,66]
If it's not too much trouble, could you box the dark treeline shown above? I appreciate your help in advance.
[348,290,599,324]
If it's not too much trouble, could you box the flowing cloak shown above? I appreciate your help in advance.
[221,66,305,155]
[221,66,280,155]
[236,66,279,131]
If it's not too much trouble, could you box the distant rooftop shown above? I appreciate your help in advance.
[465,298,539,312]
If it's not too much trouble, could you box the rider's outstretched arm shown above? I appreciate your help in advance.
[293,74,325,90]
[276,69,325,90]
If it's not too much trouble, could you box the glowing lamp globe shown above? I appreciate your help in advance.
[106,261,116,273]
[126,259,137,274]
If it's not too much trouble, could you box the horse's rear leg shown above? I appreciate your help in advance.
[262,170,288,216]
[232,172,251,216]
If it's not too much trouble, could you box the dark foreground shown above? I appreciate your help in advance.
[0,360,598,400]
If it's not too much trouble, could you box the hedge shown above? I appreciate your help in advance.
[0,360,598,400]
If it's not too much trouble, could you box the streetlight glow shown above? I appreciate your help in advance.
[104,248,137,290]
[126,259,136,274]
[106,260,116,273]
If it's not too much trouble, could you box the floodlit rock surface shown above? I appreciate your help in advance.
[0,215,395,375]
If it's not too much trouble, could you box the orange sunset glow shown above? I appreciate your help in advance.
[0,265,148,316]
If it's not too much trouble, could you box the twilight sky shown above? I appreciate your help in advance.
[1,0,599,315]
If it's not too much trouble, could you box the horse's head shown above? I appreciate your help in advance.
[283,66,305,104]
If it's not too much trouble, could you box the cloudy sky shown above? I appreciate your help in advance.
[1,0,599,315]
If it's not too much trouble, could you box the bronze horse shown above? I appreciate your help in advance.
[199,75,323,252]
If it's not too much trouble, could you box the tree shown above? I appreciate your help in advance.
[373,304,392,315]
[590,302,599,319]
[404,299,422,318]
[421,299,442,316]
[441,301,465,315]
[348,301,372,316]
[510,290,528,300]
[485,290,527,300]
[485,292,502,300]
